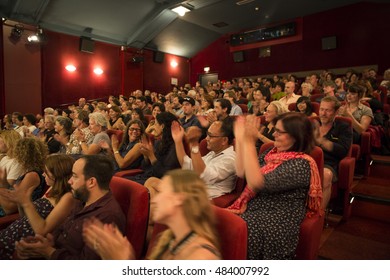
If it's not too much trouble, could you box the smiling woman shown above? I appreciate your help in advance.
[228,112,322,259]
[0,154,75,259]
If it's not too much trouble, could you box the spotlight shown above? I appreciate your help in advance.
[10,24,24,41]
[27,27,47,44]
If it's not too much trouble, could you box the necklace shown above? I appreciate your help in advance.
[168,231,197,255]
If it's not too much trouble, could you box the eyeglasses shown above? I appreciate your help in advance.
[206,132,225,138]
[129,128,141,132]
[274,128,288,135]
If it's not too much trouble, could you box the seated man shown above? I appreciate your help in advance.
[179,96,202,130]
[171,118,236,199]
[314,96,352,210]
[15,155,126,260]
[145,118,236,200]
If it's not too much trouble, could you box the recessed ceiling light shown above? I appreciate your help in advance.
[171,4,194,16]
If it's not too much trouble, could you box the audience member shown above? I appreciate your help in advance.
[53,116,73,152]
[335,77,347,100]
[179,97,202,130]
[12,112,24,136]
[0,154,75,259]
[0,138,48,217]
[102,119,145,171]
[41,115,61,154]
[0,130,23,187]
[66,110,94,155]
[198,98,232,128]
[107,106,125,130]
[278,81,300,111]
[271,81,286,101]
[77,112,111,155]
[124,112,180,185]
[338,83,373,143]
[313,96,352,210]
[228,113,322,259]
[300,82,313,97]
[295,96,317,116]
[136,96,152,115]
[82,169,220,260]
[256,101,288,152]
[145,102,165,136]
[197,94,214,116]
[14,155,126,260]
[224,90,243,116]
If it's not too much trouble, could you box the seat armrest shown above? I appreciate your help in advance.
[114,169,144,178]
[337,157,355,190]
[360,132,371,155]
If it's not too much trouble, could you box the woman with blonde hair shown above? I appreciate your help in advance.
[0,130,23,185]
[256,101,288,152]
[0,137,48,217]
[0,154,75,259]
[82,169,221,260]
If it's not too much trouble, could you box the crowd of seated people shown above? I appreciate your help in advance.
[0,67,388,259]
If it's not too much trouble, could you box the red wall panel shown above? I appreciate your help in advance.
[190,2,390,83]
[42,31,122,108]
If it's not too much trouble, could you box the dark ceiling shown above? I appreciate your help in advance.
[0,0,385,58]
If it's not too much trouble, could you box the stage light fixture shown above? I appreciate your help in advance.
[10,24,24,41]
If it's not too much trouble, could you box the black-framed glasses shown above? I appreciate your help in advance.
[274,128,288,135]
[206,132,225,138]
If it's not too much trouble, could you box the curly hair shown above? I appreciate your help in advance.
[148,169,219,260]
[44,154,74,203]
[14,137,48,172]
[0,130,21,158]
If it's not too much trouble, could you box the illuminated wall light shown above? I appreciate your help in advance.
[27,34,39,42]
[93,68,104,75]
[65,65,76,72]
[170,61,178,68]
[204,67,210,73]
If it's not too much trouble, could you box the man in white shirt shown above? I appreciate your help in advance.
[171,118,236,199]
[279,81,300,111]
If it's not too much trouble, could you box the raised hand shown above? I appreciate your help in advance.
[83,217,135,260]
[171,121,184,144]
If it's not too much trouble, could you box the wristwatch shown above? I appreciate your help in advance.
[191,146,200,154]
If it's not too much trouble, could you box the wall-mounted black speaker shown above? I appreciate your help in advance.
[322,36,337,50]
[153,51,164,63]
[233,51,244,62]
[79,37,94,53]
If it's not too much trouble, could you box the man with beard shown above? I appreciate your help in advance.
[15,155,125,259]
[313,96,352,210]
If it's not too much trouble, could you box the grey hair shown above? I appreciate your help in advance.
[301,82,313,93]
[89,112,108,128]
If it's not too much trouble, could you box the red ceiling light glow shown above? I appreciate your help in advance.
[170,61,178,68]
[65,65,76,72]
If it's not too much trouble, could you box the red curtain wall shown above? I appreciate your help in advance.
[41,32,190,108]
